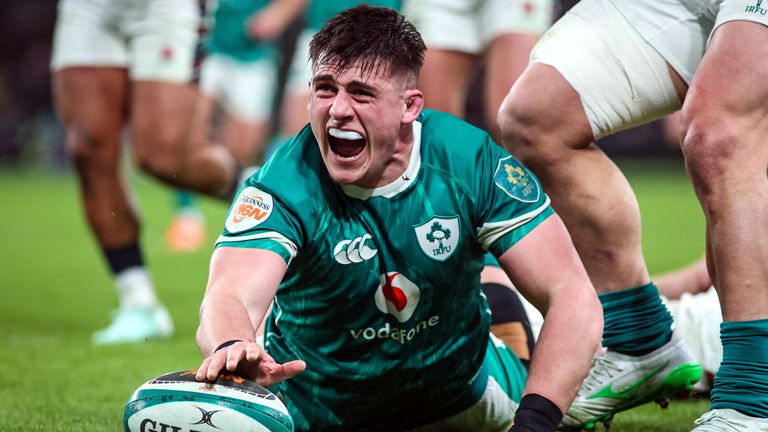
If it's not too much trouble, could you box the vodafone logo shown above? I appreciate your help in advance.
[225,186,274,233]
[333,234,377,264]
[374,272,420,323]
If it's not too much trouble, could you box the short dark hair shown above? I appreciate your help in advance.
[309,5,426,82]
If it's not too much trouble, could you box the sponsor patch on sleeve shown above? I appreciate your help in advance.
[225,186,275,233]
[493,156,540,203]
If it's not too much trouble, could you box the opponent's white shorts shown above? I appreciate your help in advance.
[410,376,517,432]
[664,287,723,374]
[403,0,553,54]
[51,0,201,83]
[200,54,277,122]
[285,29,314,93]
[531,0,768,140]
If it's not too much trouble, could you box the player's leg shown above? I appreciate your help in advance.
[481,0,551,138]
[51,0,172,345]
[128,0,239,199]
[402,0,480,117]
[277,29,314,144]
[497,0,701,427]
[410,335,525,431]
[682,19,768,432]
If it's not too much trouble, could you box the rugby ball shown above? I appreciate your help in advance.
[124,370,293,432]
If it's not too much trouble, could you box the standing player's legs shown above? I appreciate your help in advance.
[683,20,768,431]
[497,0,701,427]
[51,0,173,345]
[53,68,174,344]
[419,48,476,117]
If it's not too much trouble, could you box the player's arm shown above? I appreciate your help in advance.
[247,0,307,41]
[498,213,603,417]
[195,247,305,386]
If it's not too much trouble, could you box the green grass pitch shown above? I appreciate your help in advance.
[0,159,711,431]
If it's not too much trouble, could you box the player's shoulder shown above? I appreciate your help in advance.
[418,109,497,154]
[417,109,506,172]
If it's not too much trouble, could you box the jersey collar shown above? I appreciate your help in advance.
[340,120,422,200]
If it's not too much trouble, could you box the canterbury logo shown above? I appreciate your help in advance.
[333,234,378,264]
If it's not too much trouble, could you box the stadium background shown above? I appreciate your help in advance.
[0,1,709,430]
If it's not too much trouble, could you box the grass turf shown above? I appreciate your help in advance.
[0,159,711,431]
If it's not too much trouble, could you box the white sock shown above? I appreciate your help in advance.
[115,267,159,309]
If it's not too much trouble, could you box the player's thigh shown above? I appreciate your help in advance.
[419,49,476,116]
[526,0,682,141]
[484,33,539,121]
[53,68,128,161]
[683,21,768,165]
[498,62,593,153]
[130,81,198,159]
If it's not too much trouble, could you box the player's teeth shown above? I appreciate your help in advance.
[329,128,363,140]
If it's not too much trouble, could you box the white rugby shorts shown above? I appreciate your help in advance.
[531,0,768,140]
[285,29,314,93]
[200,54,277,123]
[403,0,553,54]
[51,0,200,83]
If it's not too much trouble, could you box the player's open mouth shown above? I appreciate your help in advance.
[328,128,366,159]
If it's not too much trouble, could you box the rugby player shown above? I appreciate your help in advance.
[497,0,768,429]
[51,0,242,344]
[195,6,602,431]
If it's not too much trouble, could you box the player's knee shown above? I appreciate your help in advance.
[65,125,114,171]
[133,129,188,182]
[681,117,740,205]
[497,93,561,167]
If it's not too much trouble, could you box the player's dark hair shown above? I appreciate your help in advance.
[309,5,426,83]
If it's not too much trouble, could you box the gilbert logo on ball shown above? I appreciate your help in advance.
[124,370,293,432]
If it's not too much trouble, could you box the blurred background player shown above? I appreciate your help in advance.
[165,0,305,253]
[497,0,768,429]
[51,0,244,345]
[277,0,402,143]
[402,0,552,138]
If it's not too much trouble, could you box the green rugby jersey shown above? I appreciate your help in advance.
[216,109,553,431]
[207,0,278,62]
[306,0,402,31]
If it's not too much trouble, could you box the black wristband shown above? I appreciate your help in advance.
[510,394,563,432]
[214,339,244,352]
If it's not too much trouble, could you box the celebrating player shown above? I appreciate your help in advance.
[51,0,242,344]
[195,5,602,431]
[497,0,768,429]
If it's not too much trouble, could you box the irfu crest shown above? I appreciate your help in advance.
[414,217,460,261]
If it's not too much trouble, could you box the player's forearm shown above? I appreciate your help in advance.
[197,293,260,356]
[524,287,603,413]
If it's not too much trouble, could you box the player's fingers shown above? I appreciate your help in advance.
[245,343,266,363]
[195,357,213,381]
[261,360,307,387]
[206,351,227,381]
[225,343,248,372]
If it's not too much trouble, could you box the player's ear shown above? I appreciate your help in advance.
[401,89,423,124]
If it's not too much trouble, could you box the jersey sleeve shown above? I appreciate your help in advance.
[214,178,303,265]
[475,140,554,258]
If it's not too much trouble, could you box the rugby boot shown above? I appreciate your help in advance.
[165,209,207,253]
[559,333,703,430]
[92,305,174,345]
[692,409,768,432]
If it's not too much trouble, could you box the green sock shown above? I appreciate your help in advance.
[711,319,768,418]
[598,283,673,355]
[175,189,197,212]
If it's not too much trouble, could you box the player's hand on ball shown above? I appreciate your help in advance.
[196,341,306,387]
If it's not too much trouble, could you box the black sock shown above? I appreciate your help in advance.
[104,243,143,275]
